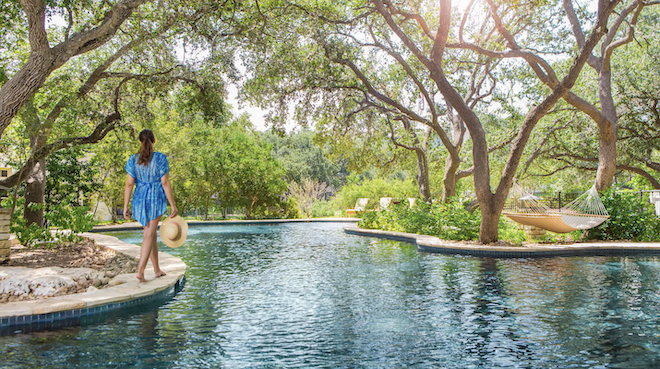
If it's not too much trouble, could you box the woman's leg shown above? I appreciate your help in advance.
[150,234,166,277]
[137,218,159,282]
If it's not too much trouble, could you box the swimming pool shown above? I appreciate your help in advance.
[1,222,660,368]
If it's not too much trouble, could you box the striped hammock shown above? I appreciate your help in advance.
[503,185,610,233]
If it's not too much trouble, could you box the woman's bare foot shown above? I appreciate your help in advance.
[155,271,167,278]
[136,275,147,282]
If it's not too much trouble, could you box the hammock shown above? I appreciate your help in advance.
[503,185,610,233]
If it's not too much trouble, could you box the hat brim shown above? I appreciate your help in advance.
[159,215,188,248]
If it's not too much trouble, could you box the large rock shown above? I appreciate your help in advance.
[0,266,103,297]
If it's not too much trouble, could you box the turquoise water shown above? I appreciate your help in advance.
[2,222,660,368]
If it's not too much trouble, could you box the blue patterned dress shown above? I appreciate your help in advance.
[124,152,169,226]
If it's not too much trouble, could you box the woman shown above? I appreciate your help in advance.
[123,129,178,282]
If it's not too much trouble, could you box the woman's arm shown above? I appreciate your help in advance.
[161,173,178,217]
[123,175,135,220]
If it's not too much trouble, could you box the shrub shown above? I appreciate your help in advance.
[12,219,54,247]
[10,199,95,246]
[310,200,335,218]
[498,217,528,246]
[47,203,96,242]
[358,199,480,241]
[251,197,301,219]
[583,190,660,241]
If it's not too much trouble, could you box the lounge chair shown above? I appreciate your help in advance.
[408,198,416,208]
[379,197,393,210]
[346,198,369,217]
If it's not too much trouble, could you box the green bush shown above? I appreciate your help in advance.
[10,202,54,247]
[358,199,481,241]
[11,219,54,247]
[10,199,95,246]
[583,190,660,241]
[310,200,335,218]
[251,197,301,219]
[498,217,528,246]
[47,203,96,242]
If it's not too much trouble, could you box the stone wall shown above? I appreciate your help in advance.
[522,224,546,240]
[0,208,10,263]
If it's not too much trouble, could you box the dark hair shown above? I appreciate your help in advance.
[137,129,155,166]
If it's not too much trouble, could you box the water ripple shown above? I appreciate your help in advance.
[2,223,660,368]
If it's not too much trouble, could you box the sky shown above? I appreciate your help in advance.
[226,83,270,131]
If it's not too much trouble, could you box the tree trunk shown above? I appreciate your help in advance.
[562,0,645,192]
[478,199,501,244]
[24,158,45,227]
[442,105,467,202]
[414,148,431,202]
[111,203,118,223]
[595,122,617,191]
[442,154,460,201]
[595,66,618,191]
[22,104,48,227]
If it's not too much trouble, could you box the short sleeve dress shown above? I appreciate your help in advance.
[124,152,169,226]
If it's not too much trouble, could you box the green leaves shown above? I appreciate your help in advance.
[358,199,482,241]
[583,190,660,242]
[154,109,288,219]
[10,197,95,246]
[46,147,100,208]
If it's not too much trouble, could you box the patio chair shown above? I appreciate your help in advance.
[408,198,416,208]
[346,198,369,217]
[379,197,393,210]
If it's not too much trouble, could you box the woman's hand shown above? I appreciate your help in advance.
[169,205,178,218]
[123,207,131,220]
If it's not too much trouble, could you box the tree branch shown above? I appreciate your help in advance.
[0,112,122,189]
[617,164,660,188]
[18,0,49,52]
[457,167,474,180]
[51,0,153,60]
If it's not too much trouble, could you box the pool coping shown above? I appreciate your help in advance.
[344,226,660,258]
[0,232,186,332]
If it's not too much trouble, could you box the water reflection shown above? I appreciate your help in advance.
[2,223,660,368]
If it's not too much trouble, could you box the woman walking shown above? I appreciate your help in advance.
[123,129,178,282]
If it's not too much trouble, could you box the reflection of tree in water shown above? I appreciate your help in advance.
[498,256,660,367]
[140,310,159,354]
[467,258,535,366]
[552,256,660,367]
[325,238,437,362]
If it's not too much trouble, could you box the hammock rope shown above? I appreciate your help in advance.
[503,184,610,233]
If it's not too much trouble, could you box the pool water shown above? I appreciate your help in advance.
[2,222,660,368]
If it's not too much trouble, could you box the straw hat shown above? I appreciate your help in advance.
[159,215,188,248]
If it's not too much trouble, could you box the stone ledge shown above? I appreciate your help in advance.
[344,226,660,258]
[0,232,186,320]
